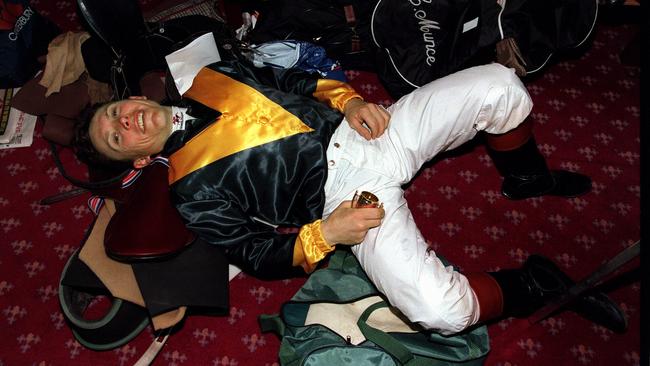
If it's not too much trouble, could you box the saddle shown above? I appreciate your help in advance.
[102,160,196,261]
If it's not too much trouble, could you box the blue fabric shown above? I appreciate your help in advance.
[296,42,346,82]
[251,40,347,82]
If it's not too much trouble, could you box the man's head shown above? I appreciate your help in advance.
[87,96,173,169]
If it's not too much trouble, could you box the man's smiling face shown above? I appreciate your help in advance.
[89,97,173,167]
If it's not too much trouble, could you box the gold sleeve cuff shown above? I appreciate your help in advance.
[313,79,363,113]
[293,219,335,273]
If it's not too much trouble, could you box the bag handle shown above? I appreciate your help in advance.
[49,142,129,191]
[342,4,361,53]
[357,301,430,366]
[258,314,305,366]
[258,313,286,335]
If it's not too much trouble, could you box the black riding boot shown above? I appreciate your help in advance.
[488,137,592,200]
[488,255,627,333]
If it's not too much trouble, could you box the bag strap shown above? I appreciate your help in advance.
[132,330,170,366]
[357,301,430,366]
[259,314,304,366]
[258,313,286,335]
[343,4,361,53]
[49,141,129,191]
[327,247,347,270]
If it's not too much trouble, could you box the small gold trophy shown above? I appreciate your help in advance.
[351,191,382,208]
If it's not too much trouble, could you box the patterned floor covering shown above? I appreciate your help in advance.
[0,1,640,365]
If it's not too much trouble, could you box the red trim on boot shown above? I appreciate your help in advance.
[466,272,504,322]
[486,119,533,151]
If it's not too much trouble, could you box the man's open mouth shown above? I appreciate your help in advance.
[137,111,144,132]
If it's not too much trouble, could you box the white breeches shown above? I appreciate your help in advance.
[323,63,532,334]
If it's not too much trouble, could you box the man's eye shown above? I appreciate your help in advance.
[112,133,120,144]
[111,109,119,118]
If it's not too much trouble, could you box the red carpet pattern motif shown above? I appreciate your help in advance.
[0,1,639,365]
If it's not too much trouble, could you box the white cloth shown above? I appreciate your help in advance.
[323,63,533,334]
[165,32,221,96]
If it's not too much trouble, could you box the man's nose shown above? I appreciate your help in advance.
[119,115,131,129]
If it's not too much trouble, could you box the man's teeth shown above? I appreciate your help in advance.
[137,112,144,130]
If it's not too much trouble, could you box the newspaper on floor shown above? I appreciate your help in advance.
[0,88,38,149]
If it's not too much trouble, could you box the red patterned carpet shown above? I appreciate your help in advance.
[0,1,640,365]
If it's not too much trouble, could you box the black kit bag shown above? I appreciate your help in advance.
[371,0,598,98]
[248,0,377,70]
[0,0,60,88]
[77,0,242,99]
[495,0,598,75]
[247,0,485,96]
[248,0,597,99]
[370,0,484,98]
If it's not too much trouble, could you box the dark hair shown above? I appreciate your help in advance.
[72,103,132,172]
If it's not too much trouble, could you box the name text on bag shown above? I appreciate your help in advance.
[409,0,440,65]
[8,7,33,41]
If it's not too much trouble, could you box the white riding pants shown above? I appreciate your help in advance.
[322,63,532,334]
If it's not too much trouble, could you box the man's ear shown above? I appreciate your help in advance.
[133,156,152,169]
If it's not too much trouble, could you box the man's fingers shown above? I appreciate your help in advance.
[327,201,384,243]
[352,116,382,140]
[345,101,391,140]
[375,106,391,138]
[364,218,383,229]
[359,104,390,139]
[363,117,381,139]
[378,105,391,124]
[356,207,385,221]
[350,119,372,140]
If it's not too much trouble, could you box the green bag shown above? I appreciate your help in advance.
[260,250,490,366]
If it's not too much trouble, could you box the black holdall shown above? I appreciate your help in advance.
[77,0,242,99]
[370,0,484,98]
[248,0,597,99]
[371,0,598,98]
[248,0,377,71]
[246,0,484,97]
[0,0,60,88]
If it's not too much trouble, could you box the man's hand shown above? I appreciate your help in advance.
[321,200,385,245]
[343,98,391,140]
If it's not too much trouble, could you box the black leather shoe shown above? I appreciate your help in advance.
[501,170,592,200]
[572,291,628,333]
[523,255,627,333]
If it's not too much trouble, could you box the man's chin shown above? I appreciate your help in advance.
[150,113,169,130]
[156,108,173,128]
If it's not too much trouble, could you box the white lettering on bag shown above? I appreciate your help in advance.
[8,7,34,41]
[412,6,440,66]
